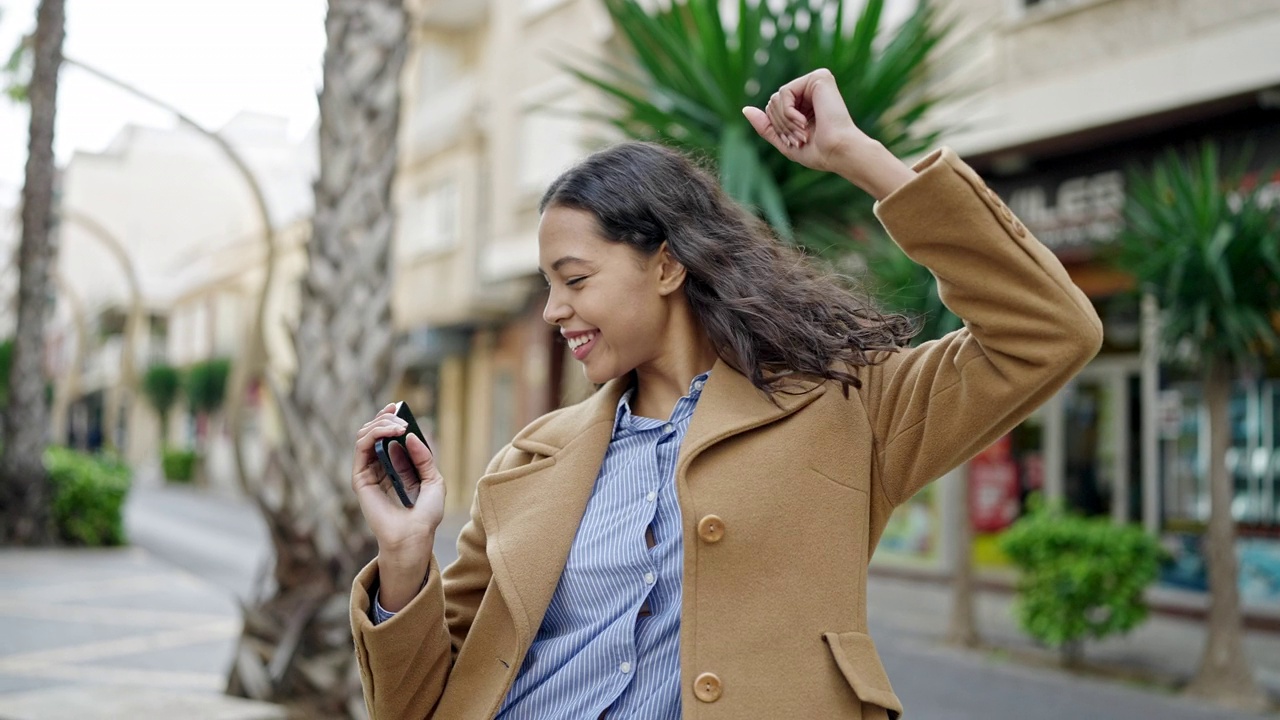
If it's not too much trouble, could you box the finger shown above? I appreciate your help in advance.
[767,92,792,145]
[405,433,438,481]
[743,107,776,142]
[355,420,409,451]
[352,420,411,479]
[356,414,409,443]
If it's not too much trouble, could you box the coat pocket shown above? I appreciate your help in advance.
[822,631,905,720]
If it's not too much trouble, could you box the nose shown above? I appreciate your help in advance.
[543,287,570,326]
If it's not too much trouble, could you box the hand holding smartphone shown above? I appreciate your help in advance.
[373,401,432,507]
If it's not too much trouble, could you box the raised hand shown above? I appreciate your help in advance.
[743,68,915,201]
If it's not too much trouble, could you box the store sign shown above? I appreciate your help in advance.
[1006,170,1126,258]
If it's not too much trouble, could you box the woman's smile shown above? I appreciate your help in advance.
[565,330,599,360]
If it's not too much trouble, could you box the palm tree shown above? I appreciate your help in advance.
[568,0,953,258]
[225,1,408,716]
[1113,142,1278,711]
[0,0,65,545]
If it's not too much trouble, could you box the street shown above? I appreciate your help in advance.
[124,484,1275,719]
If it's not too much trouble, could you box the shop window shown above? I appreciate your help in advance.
[1163,379,1280,529]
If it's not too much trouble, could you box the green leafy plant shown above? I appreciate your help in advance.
[44,446,131,546]
[1113,143,1280,371]
[567,0,956,257]
[141,363,182,444]
[1000,500,1165,666]
[161,447,199,483]
[184,357,231,416]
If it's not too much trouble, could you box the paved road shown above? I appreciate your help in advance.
[126,486,1276,719]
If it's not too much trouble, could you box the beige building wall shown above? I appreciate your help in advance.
[934,0,1280,158]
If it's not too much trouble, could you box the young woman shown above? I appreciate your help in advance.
[349,69,1102,719]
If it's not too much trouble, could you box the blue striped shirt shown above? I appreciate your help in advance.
[496,372,705,719]
[375,373,706,719]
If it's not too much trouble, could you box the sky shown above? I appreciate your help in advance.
[0,0,327,205]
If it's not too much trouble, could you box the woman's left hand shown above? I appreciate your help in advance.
[744,68,915,200]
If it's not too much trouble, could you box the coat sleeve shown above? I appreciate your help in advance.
[350,446,509,720]
[859,148,1103,517]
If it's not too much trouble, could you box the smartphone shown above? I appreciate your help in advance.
[374,401,432,508]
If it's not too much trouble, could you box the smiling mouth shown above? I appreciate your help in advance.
[567,331,598,360]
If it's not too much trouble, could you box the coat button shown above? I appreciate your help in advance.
[694,672,722,702]
[1012,220,1027,238]
[697,515,724,543]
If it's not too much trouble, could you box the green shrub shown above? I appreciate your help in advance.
[44,447,131,546]
[185,357,231,415]
[999,500,1165,665]
[162,448,199,483]
[142,363,183,440]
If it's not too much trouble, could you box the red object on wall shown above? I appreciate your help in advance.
[969,434,1020,533]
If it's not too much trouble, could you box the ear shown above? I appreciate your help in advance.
[654,242,688,297]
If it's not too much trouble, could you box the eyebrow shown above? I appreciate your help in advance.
[539,256,590,275]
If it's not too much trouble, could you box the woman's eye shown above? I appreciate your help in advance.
[566,276,587,287]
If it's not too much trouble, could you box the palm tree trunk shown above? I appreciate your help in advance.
[1185,361,1269,711]
[0,0,65,546]
[947,465,980,647]
[225,1,408,716]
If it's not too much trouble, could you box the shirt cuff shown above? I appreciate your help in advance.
[371,590,398,625]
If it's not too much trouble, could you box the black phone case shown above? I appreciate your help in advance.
[374,401,431,508]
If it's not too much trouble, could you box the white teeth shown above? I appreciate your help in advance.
[567,332,596,351]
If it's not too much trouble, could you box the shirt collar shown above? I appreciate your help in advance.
[613,371,711,438]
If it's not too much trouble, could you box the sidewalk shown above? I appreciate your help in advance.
[0,547,285,720]
[867,568,1280,700]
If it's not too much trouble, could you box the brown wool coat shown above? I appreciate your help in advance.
[350,148,1104,719]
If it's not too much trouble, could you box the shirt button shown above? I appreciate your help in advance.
[663,423,674,434]
[693,379,705,391]
[619,661,632,674]
[646,491,657,502]
[644,572,656,585]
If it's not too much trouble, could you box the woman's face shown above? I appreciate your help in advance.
[538,206,678,385]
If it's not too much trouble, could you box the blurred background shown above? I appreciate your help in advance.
[0,0,1279,718]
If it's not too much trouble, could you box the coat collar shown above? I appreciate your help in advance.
[478,357,827,644]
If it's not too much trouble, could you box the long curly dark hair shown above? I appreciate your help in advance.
[540,141,916,396]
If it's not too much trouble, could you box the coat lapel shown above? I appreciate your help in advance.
[677,357,827,477]
[478,376,629,645]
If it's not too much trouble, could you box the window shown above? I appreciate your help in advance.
[399,180,460,258]
[517,90,584,196]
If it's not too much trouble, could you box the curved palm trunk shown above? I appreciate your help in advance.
[226,1,408,716]
[1185,361,1269,710]
[0,0,65,546]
